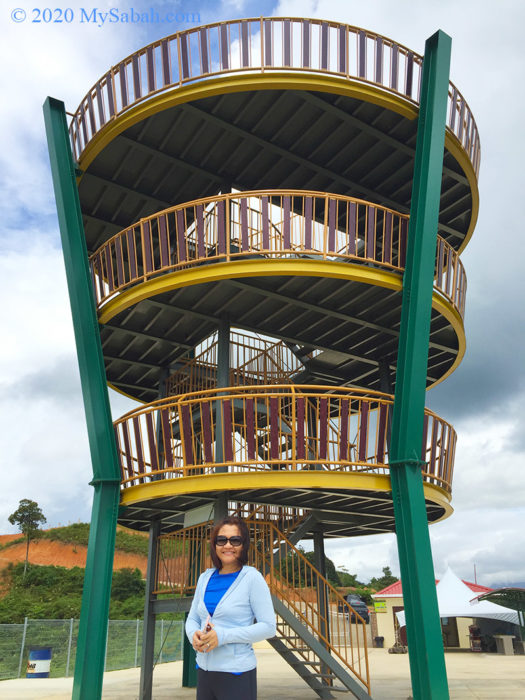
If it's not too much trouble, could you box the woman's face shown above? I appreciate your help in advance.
[215,524,242,570]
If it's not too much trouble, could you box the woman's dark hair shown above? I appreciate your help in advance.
[209,516,250,569]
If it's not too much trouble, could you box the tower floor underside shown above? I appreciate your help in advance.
[117,472,451,535]
[79,85,477,260]
[102,272,463,402]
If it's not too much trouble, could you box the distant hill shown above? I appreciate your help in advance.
[0,524,154,623]
[0,523,148,575]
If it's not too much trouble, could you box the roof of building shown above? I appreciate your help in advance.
[373,579,492,598]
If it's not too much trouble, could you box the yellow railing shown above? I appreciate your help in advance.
[69,17,480,177]
[165,330,305,395]
[90,190,466,319]
[114,384,456,492]
[155,519,370,692]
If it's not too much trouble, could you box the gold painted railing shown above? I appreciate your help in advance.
[90,190,467,318]
[155,519,370,692]
[114,385,456,492]
[69,17,479,177]
[166,330,305,395]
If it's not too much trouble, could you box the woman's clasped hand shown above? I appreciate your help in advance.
[193,625,219,652]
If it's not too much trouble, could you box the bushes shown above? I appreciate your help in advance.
[111,568,145,601]
[43,523,150,557]
[0,564,148,623]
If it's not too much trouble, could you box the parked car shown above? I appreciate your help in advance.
[338,594,370,623]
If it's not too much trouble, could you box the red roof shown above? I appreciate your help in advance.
[373,579,492,597]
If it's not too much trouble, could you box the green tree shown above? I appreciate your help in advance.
[368,566,398,591]
[336,566,363,587]
[279,548,341,587]
[8,499,46,576]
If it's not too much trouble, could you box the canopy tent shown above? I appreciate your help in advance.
[396,568,520,627]
[473,588,525,639]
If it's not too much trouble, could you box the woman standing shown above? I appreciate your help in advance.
[186,515,276,700]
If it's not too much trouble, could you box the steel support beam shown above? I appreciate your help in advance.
[388,31,452,700]
[182,536,201,688]
[139,520,160,700]
[43,97,121,700]
[313,527,331,687]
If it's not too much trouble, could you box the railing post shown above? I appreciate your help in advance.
[135,618,140,667]
[17,616,28,678]
[388,30,451,700]
[65,617,74,677]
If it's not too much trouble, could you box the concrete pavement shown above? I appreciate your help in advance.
[1,648,524,699]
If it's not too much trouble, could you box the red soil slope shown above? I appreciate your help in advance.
[0,532,148,575]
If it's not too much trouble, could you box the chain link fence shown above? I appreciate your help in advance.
[0,618,184,680]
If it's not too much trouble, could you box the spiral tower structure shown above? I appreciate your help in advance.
[45,17,478,700]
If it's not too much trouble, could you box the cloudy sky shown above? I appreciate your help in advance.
[1,0,523,588]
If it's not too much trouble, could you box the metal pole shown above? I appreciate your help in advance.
[65,618,74,677]
[104,624,109,672]
[139,520,160,700]
[43,96,121,700]
[388,31,452,700]
[160,619,164,664]
[313,528,330,686]
[17,617,28,678]
[135,619,140,667]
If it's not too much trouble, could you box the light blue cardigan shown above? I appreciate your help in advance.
[185,565,276,673]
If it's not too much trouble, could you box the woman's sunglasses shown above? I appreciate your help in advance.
[215,536,243,547]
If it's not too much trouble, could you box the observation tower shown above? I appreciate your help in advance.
[44,16,479,700]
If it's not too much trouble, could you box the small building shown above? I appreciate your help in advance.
[372,576,492,649]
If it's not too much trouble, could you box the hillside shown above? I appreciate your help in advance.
[0,524,148,575]
[0,525,154,622]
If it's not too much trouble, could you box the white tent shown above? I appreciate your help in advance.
[396,568,520,627]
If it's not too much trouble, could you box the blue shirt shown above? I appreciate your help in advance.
[199,569,242,673]
[204,569,241,616]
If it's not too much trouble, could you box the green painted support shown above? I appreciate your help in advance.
[182,612,198,687]
[43,97,121,700]
[388,31,452,700]
[182,534,201,688]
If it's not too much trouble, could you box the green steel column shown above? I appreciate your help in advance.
[182,613,198,688]
[182,536,201,688]
[388,31,452,700]
[43,97,121,700]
